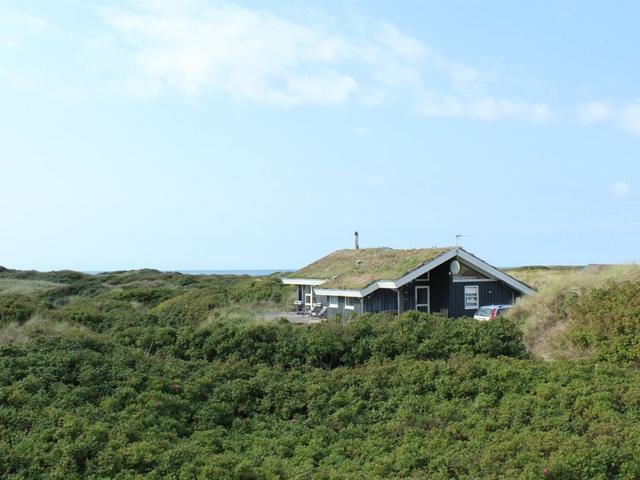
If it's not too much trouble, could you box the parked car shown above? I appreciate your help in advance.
[473,304,512,321]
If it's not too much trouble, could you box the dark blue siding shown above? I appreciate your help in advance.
[363,289,398,313]
[449,281,516,317]
[316,294,362,318]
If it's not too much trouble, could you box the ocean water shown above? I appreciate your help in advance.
[84,269,291,276]
[179,269,288,276]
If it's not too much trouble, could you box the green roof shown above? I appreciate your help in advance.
[292,247,454,290]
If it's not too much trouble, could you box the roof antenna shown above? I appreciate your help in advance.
[456,234,471,248]
[354,231,360,250]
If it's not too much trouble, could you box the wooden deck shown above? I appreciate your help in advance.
[256,311,324,324]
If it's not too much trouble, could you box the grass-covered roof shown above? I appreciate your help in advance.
[291,247,454,290]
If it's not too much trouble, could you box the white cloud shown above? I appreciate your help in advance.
[0,12,48,31]
[577,100,612,123]
[0,11,49,48]
[577,100,640,135]
[611,181,631,198]
[103,1,356,105]
[620,102,640,135]
[420,94,552,122]
[98,0,551,120]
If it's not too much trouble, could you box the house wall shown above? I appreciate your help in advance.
[449,281,516,317]
[363,289,398,313]
[359,260,521,318]
[396,262,451,314]
[298,285,314,303]
[315,294,363,318]
[295,256,523,319]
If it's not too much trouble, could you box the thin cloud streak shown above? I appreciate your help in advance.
[578,100,640,135]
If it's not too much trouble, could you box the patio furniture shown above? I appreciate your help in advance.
[310,304,327,318]
[292,300,304,315]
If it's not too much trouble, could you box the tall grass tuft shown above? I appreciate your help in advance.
[0,313,93,344]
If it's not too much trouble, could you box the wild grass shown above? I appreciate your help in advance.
[0,313,92,344]
[508,264,640,360]
[504,265,583,289]
[0,278,65,296]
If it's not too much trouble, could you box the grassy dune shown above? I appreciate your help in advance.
[504,265,584,290]
[508,265,640,360]
[0,278,65,295]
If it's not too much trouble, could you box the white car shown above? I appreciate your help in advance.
[473,305,512,321]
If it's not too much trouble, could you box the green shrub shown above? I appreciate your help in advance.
[108,287,180,308]
[567,280,640,363]
[228,277,293,304]
[0,295,39,325]
[51,297,148,332]
[176,312,525,368]
[151,287,229,326]
[2,332,640,479]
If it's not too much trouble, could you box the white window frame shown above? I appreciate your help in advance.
[344,297,356,310]
[415,271,430,282]
[328,296,338,308]
[304,293,312,307]
[464,285,479,310]
[415,286,430,313]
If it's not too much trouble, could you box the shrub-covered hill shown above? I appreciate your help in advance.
[0,267,292,335]
[2,267,640,478]
[3,314,640,479]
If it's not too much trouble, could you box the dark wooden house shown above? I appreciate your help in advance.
[282,247,533,318]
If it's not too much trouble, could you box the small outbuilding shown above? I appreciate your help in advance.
[282,246,533,318]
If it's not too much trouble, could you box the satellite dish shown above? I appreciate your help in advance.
[450,260,461,275]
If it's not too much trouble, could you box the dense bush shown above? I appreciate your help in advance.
[229,277,292,304]
[1,327,640,479]
[151,286,230,326]
[0,294,39,325]
[177,313,526,368]
[567,280,640,363]
[108,286,181,308]
[50,297,149,332]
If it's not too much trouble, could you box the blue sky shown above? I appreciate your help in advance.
[1,0,639,271]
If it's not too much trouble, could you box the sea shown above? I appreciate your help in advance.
[84,269,290,276]
[179,270,289,276]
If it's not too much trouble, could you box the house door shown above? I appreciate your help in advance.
[415,286,430,313]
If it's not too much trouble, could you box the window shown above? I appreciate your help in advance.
[329,296,338,308]
[415,286,430,313]
[415,271,430,282]
[344,297,356,310]
[464,285,479,310]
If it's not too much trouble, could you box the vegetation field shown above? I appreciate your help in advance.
[0,264,640,479]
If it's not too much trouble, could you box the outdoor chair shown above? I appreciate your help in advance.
[292,300,304,315]
[310,305,327,318]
